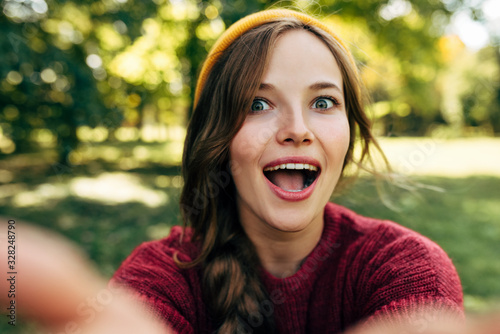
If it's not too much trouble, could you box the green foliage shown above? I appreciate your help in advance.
[1,0,499,162]
[1,0,500,160]
[0,12,105,157]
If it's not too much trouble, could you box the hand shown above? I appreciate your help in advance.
[345,309,500,334]
[1,219,173,333]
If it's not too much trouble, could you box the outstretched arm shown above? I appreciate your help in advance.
[0,219,172,333]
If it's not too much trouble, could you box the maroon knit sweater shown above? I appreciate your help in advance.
[111,202,464,333]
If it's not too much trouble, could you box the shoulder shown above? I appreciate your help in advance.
[116,225,198,263]
[323,202,463,316]
[324,202,452,263]
[111,226,199,292]
[110,226,200,298]
[110,226,208,332]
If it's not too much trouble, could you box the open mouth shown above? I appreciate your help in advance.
[263,163,320,192]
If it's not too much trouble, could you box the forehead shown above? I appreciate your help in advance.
[261,29,342,88]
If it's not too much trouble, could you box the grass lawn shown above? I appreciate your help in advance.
[1,146,499,332]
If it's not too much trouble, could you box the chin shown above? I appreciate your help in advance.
[265,210,319,233]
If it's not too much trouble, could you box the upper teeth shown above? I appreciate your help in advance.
[264,163,318,172]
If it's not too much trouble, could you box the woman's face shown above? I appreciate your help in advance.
[229,29,350,234]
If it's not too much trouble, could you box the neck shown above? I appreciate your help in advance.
[241,212,324,278]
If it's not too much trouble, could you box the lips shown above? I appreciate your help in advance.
[263,157,321,201]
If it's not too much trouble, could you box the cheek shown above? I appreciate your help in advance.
[313,116,351,174]
[229,120,275,175]
[314,115,350,151]
[335,120,351,152]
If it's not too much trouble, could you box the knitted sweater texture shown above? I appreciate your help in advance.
[111,202,463,333]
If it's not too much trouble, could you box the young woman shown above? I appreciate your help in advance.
[111,8,463,334]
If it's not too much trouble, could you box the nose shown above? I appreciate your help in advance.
[276,106,313,145]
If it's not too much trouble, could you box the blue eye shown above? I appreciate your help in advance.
[250,99,271,113]
[313,98,335,109]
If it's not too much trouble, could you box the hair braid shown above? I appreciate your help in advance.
[202,223,276,333]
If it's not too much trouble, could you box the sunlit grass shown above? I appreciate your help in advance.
[377,137,500,177]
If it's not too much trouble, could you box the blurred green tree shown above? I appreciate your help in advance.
[0,7,107,163]
[1,0,498,165]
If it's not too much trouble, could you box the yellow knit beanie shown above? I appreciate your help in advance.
[193,8,356,107]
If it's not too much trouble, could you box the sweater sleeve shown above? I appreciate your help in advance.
[110,238,203,334]
[354,226,464,329]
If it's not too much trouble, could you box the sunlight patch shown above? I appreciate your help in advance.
[70,172,168,207]
[12,183,68,207]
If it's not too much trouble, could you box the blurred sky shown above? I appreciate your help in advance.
[448,0,500,49]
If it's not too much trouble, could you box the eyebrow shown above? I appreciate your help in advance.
[308,81,342,92]
[258,81,342,92]
[258,82,275,91]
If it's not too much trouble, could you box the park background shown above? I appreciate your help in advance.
[1,0,499,332]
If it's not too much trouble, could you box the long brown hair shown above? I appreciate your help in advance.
[178,16,383,333]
